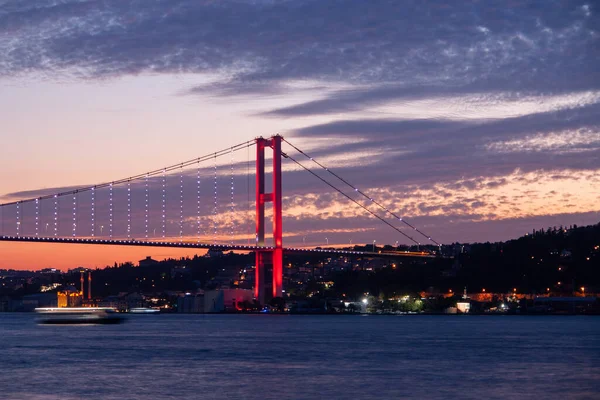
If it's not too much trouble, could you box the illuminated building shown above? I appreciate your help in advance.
[57,286,82,308]
[204,289,253,312]
[457,287,471,313]
[456,302,471,313]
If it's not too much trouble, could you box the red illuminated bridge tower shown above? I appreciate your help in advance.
[255,135,283,305]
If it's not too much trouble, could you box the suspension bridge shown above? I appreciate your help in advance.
[0,135,441,303]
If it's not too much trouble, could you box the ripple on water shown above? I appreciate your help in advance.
[0,314,599,400]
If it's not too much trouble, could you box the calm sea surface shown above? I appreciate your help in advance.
[0,314,599,400]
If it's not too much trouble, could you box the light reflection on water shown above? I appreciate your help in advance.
[0,314,599,400]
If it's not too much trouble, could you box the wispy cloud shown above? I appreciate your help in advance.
[1,1,597,88]
[1,0,599,245]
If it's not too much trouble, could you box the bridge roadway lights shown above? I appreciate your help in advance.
[0,235,436,258]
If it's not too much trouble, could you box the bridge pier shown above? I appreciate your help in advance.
[255,135,283,305]
[254,251,265,304]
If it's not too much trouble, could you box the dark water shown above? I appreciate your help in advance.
[0,314,599,400]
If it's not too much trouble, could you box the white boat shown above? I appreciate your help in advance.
[35,307,125,325]
[129,307,160,314]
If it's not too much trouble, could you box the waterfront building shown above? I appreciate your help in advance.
[533,297,598,314]
[177,294,204,313]
[457,287,471,313]
[204,289,253,312]
[21,293,59,311]
[57,286,82,307]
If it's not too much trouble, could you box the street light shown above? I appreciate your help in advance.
[100,225,104,234]
[373,240,376,252]
[325,237,329,246]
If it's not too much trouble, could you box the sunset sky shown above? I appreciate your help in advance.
[1,0,599,270]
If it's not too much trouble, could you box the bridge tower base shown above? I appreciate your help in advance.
[254,135,283,305]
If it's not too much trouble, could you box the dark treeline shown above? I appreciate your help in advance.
[299,222,600,299]
[89,253,252,298]
[451,223,600,293]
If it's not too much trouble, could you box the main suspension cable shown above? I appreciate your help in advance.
[0,140,255,207]
[283,138,440,246]
[283,152,421,246]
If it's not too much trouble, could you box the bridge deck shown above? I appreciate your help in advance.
[0,236,435,258]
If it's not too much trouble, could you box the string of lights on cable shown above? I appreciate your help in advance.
[282,138,441,247]
[0,140,255,242]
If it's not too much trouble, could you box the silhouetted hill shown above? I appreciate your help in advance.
[323,222,600,298]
